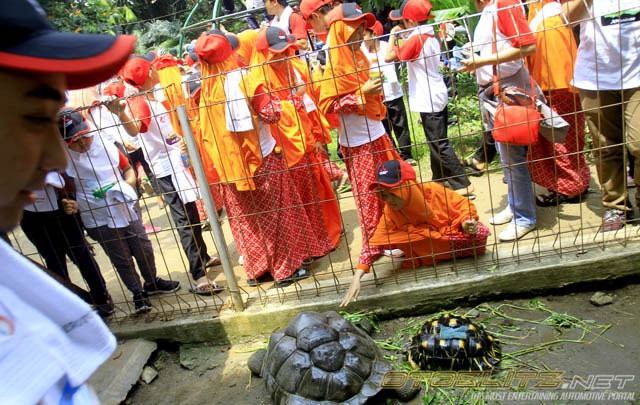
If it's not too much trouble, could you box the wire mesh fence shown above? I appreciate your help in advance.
[8,1,640,324]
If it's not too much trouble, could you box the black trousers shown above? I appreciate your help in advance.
[20,210,110,305]
[157,175,210,281]
[383,96,413,160]
[472,85,498,165]
[420,107,470,190]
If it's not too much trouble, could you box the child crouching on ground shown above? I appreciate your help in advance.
[341,159,489,306]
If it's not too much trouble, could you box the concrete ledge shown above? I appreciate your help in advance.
[110,238,640,345]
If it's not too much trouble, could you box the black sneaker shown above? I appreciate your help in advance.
[247,272,274,287]
[96,300,115,318]
[144,277,181,295]
[133,291,152,314]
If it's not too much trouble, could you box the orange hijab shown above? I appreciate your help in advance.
[248,47,310,166]
[370,181,478,245]
[318,19,385,121]
[199,51,263,191]
[155,55,187,136]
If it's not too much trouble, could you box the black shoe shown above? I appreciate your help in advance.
[201,219,211,232]
[144,277,181,295]
[133,291,152,314]
[275,268,310,288]
[96,300,115,318]
[247,272,274,287]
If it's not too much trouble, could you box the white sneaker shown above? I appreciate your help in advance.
[489,207,514,225]
[498,223,536,242]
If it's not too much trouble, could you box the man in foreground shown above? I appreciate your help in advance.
[0,1,136,402]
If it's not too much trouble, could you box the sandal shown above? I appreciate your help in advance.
[463,158,484,177]
[275,268,310,288]
[205,256,222,268]
[188,281,225,296]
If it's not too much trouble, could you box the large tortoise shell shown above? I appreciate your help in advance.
[259,311,392,404]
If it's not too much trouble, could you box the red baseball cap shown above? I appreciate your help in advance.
[368,21,384,37]
[256,26,297,53]
[369,159,417,190]
[121,56,152,88]
[194,29,240,64]
[326,3,376,28]
[153,54,179,70]
[389,0,435,22]
[0,0,136,90]
[300,0,332,20]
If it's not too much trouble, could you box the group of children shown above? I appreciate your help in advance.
[47,0,599,309]
[39,0,495,312]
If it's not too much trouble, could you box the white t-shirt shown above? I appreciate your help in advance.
[23,172,65,213]
[473,3,526,86]
[66,137,130,229]
[337,113,386,148]
[573,2,640,91]
[136,100,200,203]
[86,105,128,147]
[137,100,185,178]
[0,240,115,404]
[361,41,404,102]
[402,25,448,113]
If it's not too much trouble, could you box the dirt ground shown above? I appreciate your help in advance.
[125,279,640,405]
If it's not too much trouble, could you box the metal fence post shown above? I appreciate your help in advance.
[176,105,245,311]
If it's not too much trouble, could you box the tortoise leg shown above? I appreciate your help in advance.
[392,380,422,402]
[247,349,267,376]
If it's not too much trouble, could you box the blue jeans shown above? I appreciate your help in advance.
[496,142,536,227]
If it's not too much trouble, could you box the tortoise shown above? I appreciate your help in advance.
[407,314,500,371]
[248,310,420,404]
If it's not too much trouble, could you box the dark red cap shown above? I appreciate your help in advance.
[369,159,417,190]
[0,0,136,90]
[389,0,435,21]
[194,29,240,64]
[368,20,384,37]
[300,0,332,19]
[121,56,152,88]
[326,3,376,28]
[153,54,179,70]
[256,26,297,53]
